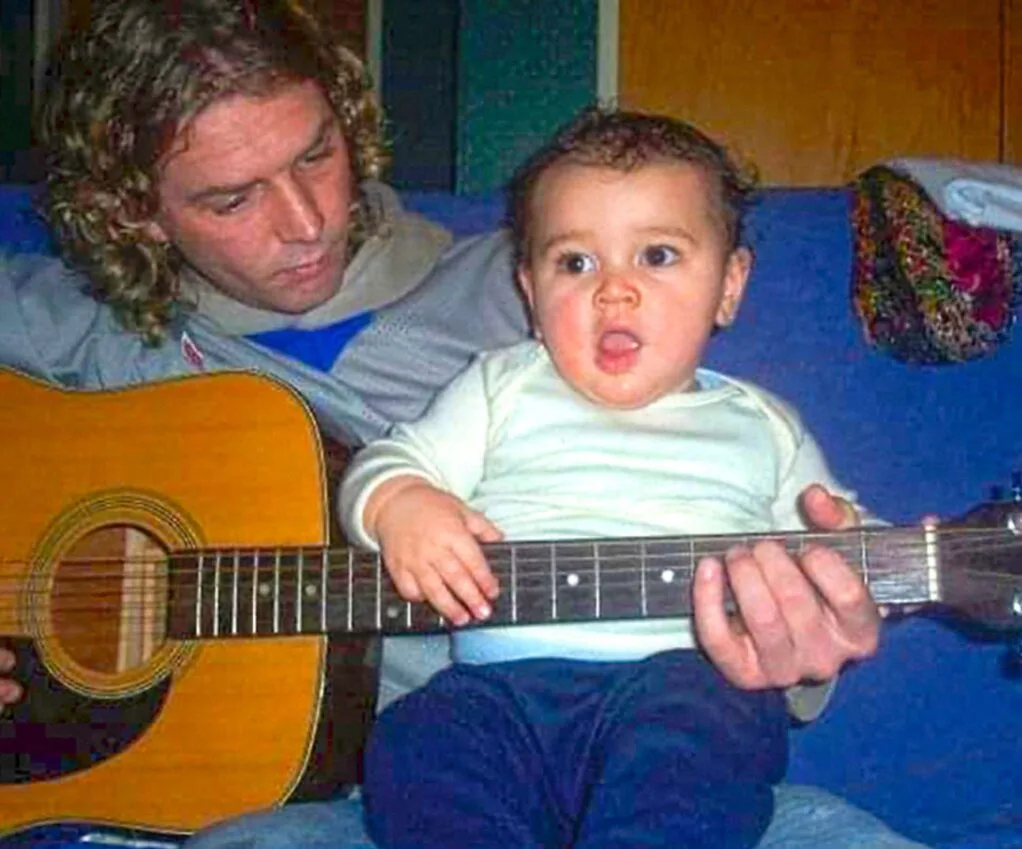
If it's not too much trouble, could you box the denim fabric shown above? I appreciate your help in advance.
[363,651,787,849]
[182,784,931,849]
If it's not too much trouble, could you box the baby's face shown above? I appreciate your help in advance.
[518,161,750,409]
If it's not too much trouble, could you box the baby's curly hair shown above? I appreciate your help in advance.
[507,106,757,267]
[38,0,386,344]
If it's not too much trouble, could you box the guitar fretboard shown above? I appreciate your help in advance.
[165,527,937,640]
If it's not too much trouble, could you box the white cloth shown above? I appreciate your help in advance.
[341,340,862,666]
[889,158,1022,233]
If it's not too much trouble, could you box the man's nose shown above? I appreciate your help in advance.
[273,179,324,243]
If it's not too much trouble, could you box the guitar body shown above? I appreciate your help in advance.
[0,369,362,835]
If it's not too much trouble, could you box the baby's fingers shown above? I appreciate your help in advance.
[417,562,477,627]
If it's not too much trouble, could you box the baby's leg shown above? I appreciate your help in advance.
[575,649,788,849]
[361,662,568,849]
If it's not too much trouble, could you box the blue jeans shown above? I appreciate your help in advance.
[183,785,930,849]
[363,653,787,849]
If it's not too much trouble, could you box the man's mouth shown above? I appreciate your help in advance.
[275,251,333,286]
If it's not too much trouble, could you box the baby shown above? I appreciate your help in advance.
[340,106,875,849]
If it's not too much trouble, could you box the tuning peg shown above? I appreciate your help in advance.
[1013,470,1022,502]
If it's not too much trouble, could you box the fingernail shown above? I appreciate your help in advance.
[477,604,492,620]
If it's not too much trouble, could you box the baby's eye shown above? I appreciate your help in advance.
[640,244,680,267]
[558,252,597,274]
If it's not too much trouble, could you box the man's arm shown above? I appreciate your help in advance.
[0,253,192,389]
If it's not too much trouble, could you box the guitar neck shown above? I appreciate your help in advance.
[165,526,938,640]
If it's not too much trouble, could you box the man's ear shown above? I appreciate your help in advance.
[716,246,752,327]
[143,217,170,244]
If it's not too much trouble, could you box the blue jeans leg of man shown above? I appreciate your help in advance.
[183,784,930,849]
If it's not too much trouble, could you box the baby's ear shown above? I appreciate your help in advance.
[516,265,542,339]
[716,246,752,327]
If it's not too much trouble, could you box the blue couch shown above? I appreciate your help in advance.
[2,183,1021,848]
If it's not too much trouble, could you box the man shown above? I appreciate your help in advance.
[0,1,927,847]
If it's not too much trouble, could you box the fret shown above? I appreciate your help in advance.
[497,542,549,627]
[320,547,329,633]
[549,542,597,623]
[375,552,383,631]
[550,543,557,621]
[165,553,201,640]
[346,548,354,633]
[642,539,690,617]
[251,549,260,636]
[212,550,222,637]
[295,548,304,633]
[487,546,513,627]
[859,530,869,588]
[272,548,281,635]
[230,550,254,637]
[924,521,940,603]
[863,527,932,605]
[349,549,379,632]
[593,540,644,620]
[640,540,648,617]
[511,545,518,624]
[194,552,205,637]
[231,550,240,636]
[593,542,601,619]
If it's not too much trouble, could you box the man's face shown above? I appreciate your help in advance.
[148,80,353,314]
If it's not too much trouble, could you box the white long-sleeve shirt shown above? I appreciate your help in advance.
[341,340,862,666]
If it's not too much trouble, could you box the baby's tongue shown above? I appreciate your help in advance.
[599,330,641,354]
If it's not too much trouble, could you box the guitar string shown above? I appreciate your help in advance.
[2,562,1017,635]
[0,525,1009,578]
[0,540,1006,598]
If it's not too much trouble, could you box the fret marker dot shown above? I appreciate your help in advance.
[258,583,271,598]
[660,569,676,583]
[385,605,401,620]
[565,573,580,587]
[304,583,318,598]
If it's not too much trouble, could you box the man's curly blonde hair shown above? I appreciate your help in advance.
[39,0,386,344]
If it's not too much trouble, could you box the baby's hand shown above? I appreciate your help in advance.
[367,477,502,626]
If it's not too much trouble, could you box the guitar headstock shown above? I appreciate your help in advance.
[940,484,1022,631]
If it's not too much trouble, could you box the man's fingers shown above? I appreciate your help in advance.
[724,543,804,686]
[692,557,752,685]
[0,679,22,707]
[800,484,858,531]
[799,544,880,659]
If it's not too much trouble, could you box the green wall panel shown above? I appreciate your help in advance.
[455,0,598,194]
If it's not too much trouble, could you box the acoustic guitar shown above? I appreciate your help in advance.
[1,367,1020,836]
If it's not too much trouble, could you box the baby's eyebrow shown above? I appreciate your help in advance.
[638,226,696,245]
[536,230,590,257]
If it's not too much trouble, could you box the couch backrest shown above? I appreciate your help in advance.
[403,188,1022,526]
[4,183,1020,523]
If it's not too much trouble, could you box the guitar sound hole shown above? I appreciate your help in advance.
[51,525,169,676]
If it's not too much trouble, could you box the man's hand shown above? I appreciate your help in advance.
[0,646,21,709]
[692,483,881,690]
[365,475,503,627]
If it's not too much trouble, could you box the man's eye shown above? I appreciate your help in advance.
[641,244,680,267]
[558,252,596,274]
[301,143,335,166]
[212,194,248,215]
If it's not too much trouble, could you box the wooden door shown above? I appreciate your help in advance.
[618,0,1003,186]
